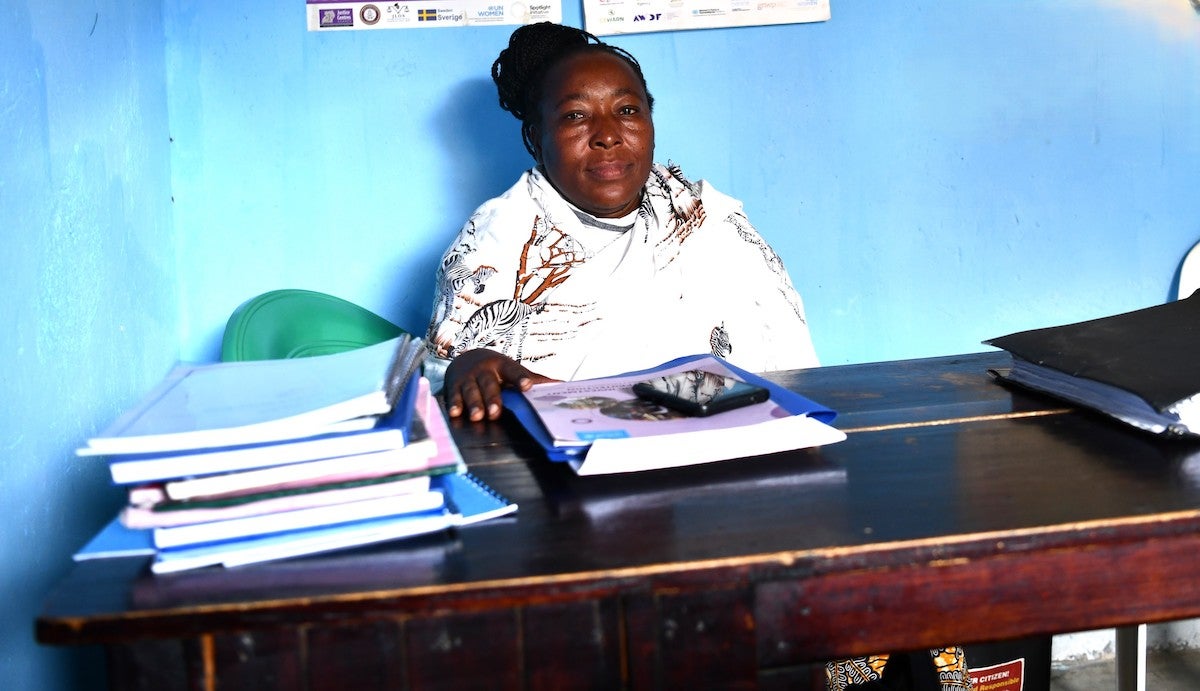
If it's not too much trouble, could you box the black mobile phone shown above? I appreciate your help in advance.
[631,369,770,417]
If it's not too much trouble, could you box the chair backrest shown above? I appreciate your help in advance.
[220,289,406,362]
[1180,240,1200,301]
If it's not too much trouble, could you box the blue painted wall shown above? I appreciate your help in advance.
[1,2,177,690]
[4,1,1198,689]
[166,0,1200,366]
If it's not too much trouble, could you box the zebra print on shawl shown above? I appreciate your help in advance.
[423,162,818,388]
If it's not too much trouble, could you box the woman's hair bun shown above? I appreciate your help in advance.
[491,22,599,122]
[490,22,653,158]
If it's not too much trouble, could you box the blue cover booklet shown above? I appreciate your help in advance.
[504,354,845,475]
[103,371,425,485]
[79,335,425,456]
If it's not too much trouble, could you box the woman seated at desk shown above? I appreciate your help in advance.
[423,20,972,691]
[424,21,817,418]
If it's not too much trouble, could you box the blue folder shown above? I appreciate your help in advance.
[502,354,838,463]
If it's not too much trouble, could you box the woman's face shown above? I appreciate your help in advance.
[533,50,655,218]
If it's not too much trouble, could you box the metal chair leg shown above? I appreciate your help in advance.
[1115,624,1147,691]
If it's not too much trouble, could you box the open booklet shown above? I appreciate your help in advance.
[503,354,846,475]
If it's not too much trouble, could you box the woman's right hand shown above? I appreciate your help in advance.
[442,349,555,421]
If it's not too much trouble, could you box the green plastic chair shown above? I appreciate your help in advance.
[220,289,407,362]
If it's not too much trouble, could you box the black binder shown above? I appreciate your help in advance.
[984,291,1200,436]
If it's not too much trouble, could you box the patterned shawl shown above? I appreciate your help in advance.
[424,162,817,389]
[827,648,975,690]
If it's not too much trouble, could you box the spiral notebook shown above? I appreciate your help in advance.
[145,472,514,573]
[80,335,425,456]
[436,472,518,525]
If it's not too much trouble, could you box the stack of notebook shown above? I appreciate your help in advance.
[73,337,516,574]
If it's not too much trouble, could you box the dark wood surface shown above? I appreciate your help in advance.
[36,351,1200,689]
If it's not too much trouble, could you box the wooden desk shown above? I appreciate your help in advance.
[36,352,1200,690]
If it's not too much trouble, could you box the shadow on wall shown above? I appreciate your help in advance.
[394,77,531,334]
[435,76,532,223]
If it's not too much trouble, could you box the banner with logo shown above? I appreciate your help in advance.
[307,1,562,31]
[583,0,828,35]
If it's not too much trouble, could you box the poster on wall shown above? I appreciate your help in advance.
[306,0,562,31]
[583,0,828,35]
